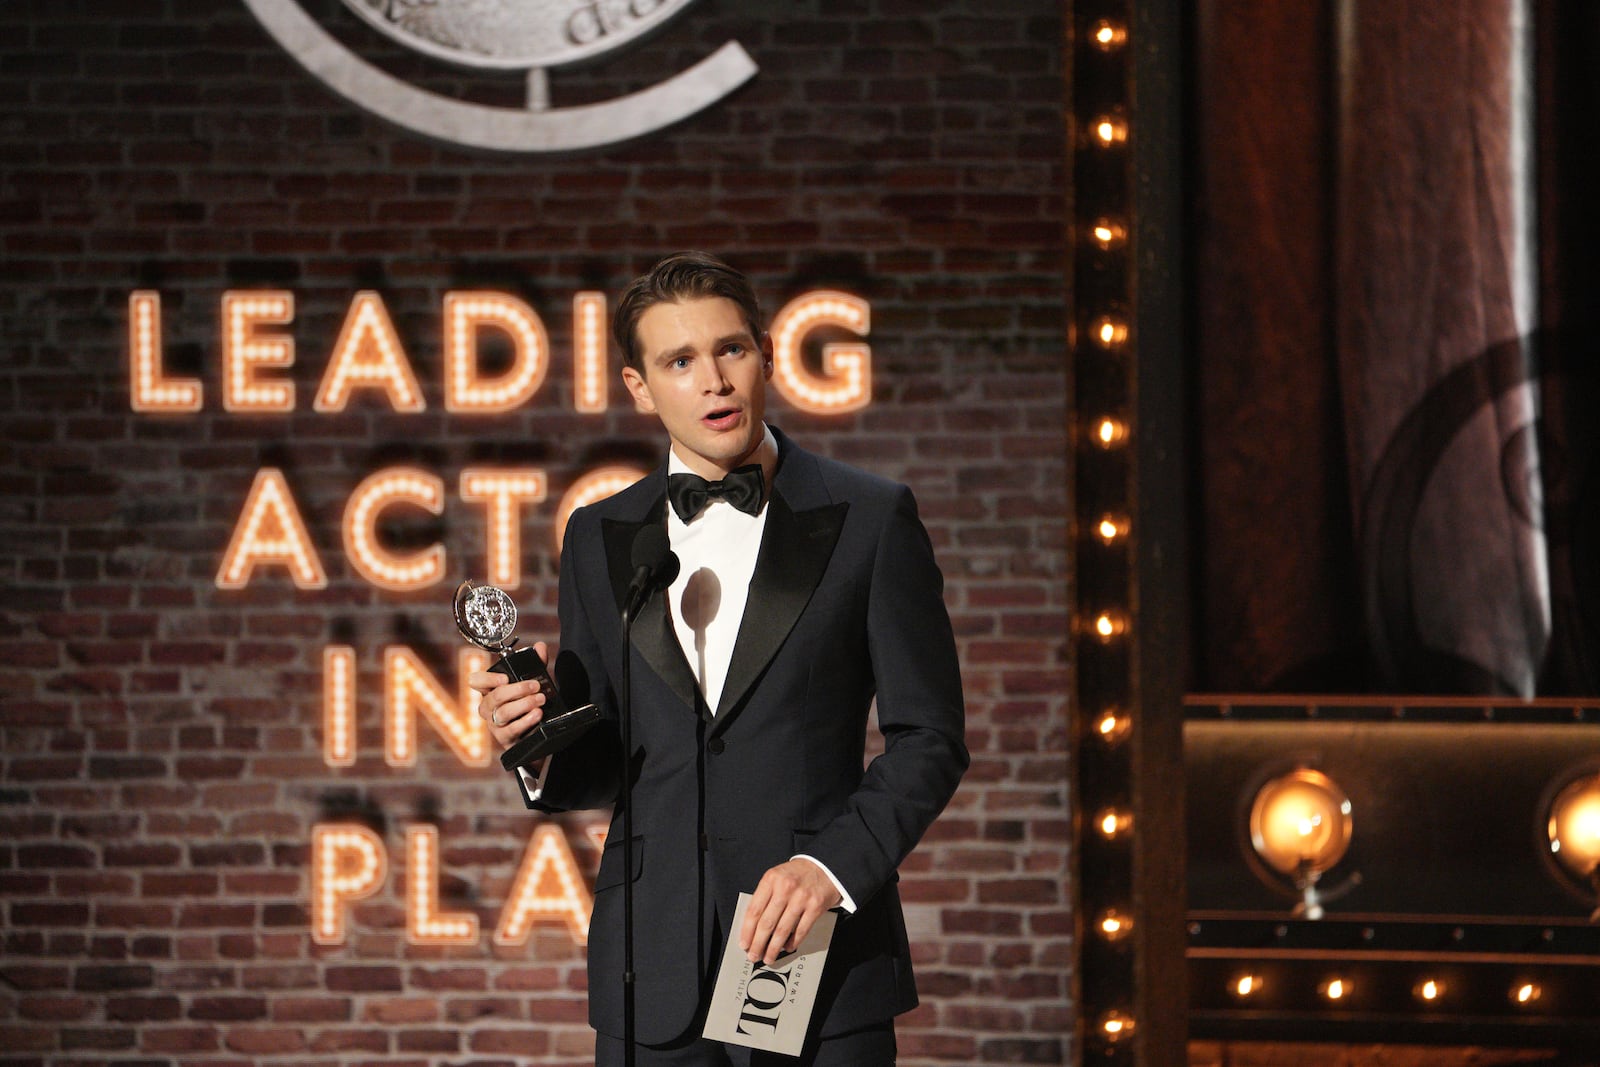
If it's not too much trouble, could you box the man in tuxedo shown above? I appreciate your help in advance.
[471,252,967,1065]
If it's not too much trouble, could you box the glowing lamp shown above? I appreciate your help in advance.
[1320,977,1351,1003]
[1546,771,1600,920]
[1415,978,1444,1003]
[1097,909,1133,941]
[1089,19,1128,51]
[1090,217,1128,249]
[1231,974,1262,999]
[1095,514,1130,544]
[1091,316,1129,348]
[1094,708,1130,744]
[1096,807,1133,840]
[1090,115,1128,147]
[1511,982,1542,1006]
[1092,417,1129,448]
[1098,1010,1135,1043]
[1249,768,1353,920]
[1090,611,1128,641]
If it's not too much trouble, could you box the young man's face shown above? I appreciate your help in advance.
[622,296,773,480]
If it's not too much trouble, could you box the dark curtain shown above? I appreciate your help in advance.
[1194,0,1600,696]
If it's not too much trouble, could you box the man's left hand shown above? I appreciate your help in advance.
[740,859,843,966]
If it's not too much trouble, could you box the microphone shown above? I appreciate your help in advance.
[622,524,680,622]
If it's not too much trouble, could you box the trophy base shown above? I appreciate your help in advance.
[489,646,599,772]
[499,702,601,771]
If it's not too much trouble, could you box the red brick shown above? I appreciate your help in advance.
[327,966,404,993]
[72,965,153,992]
[223,1026,307,1054]
[272,995,353,1022]
[105,994,183,1021]
[18,994,94,1020]
[188,995,267,1022]
[140,1025,221,1052]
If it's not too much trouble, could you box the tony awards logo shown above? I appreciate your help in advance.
[453,579,599,771]
[242,0,758,152]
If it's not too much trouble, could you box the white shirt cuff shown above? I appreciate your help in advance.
[792,854,856,914]
[515,756,552,803]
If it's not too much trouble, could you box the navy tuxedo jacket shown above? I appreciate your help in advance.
[521,428,968,1045]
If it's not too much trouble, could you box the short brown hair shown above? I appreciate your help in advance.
[612,251,764,371]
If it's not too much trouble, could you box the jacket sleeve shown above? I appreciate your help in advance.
[803,485,969,906]
[516,506,622,814]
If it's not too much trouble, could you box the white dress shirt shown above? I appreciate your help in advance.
[664,440,768,714]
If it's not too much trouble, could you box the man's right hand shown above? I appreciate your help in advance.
[468,640,549,753]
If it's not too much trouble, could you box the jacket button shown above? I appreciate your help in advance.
[707,738,725,755]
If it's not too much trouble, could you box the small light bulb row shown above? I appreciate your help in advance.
[1074,3,1137,1053]
[1222,973,1546,1007]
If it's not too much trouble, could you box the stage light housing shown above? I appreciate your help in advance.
[1545,770,1600,920]
[1249,768,1354,920]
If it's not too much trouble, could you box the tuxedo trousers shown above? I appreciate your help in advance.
[594,1022,895,1067]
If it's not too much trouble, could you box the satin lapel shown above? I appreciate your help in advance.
[601,499,702,718]
[713,487,848,724]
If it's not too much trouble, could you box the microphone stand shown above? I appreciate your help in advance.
[618,597,639,1067]
[614,527,675,1067]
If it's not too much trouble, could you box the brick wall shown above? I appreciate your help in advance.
[0,1,1070,1064]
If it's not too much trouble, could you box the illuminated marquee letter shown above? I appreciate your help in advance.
[128,291,202,412]
[573,291,608,413]
[311,823,387,945]
[222,290,295,412]
[553,466,647,556]
[323,645,357,768]
[343,467,446,591]
[314,291,425,412]
[215,468,328,589]
[495,824,593,945]
[460,468,547,589]
[769,291,872,413]
[406,825,479,946]
[384,646,491,768]
[443,291,548,413]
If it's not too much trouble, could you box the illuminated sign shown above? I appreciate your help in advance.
[129,285,871,949]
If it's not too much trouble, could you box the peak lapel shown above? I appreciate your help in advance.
[713,479,848,725]
[602,502,703,719]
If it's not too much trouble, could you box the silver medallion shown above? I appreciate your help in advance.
[453,579,520,654]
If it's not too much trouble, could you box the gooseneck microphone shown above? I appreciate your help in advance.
[619,522,677,1067]
[622,523,680,623]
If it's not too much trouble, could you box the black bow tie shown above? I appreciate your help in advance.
[667,464,766,522]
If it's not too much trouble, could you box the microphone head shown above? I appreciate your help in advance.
[631,524,672,573]
[657,549,681,588]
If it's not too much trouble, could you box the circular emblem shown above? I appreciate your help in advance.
[243,0,758,153]
[340,0,691,71]
[453,580,519,652]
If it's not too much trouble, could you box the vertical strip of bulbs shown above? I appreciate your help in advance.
[1071,4,1137,1061]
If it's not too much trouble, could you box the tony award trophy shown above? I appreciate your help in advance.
[452,579,599,772]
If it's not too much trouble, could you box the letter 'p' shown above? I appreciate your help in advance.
[312,824,387,945]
